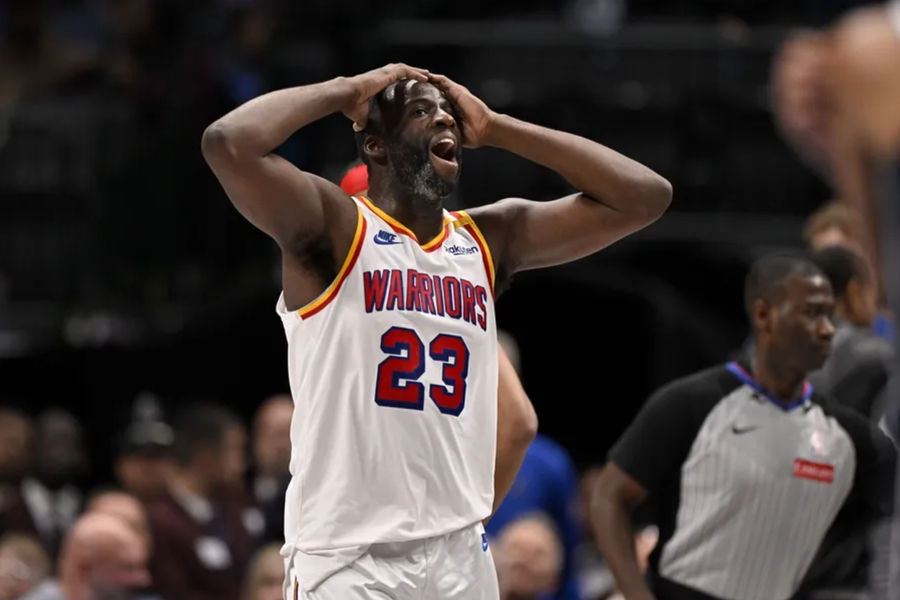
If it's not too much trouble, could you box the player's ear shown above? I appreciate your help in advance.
[362,134,387,165]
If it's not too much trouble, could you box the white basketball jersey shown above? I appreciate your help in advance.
[276,195,498,554]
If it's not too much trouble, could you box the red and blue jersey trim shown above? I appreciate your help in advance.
[726,361,813,412]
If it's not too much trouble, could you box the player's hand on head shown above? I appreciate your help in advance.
[343,63,430,131]
[428,73,496,148]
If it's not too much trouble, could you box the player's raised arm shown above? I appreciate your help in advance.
[428,74,671,276]
[201,64,429,248]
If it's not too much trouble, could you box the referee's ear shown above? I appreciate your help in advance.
[750,298,773,339]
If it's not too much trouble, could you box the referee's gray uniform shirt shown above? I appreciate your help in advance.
[609,362,895,600]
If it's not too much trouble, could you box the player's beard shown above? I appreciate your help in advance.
[388,138,458,206]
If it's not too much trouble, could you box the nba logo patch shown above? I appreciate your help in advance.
[481,533,488,552]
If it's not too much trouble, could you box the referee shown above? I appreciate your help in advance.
[590,254,896,600]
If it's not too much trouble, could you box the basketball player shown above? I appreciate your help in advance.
[336,161,540,524]
[591,254,895,600]
[202,63,671,598]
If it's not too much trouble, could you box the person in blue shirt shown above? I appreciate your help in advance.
[487,433,583,600]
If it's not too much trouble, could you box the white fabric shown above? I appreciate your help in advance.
[285,522,499,599]
[20,479,80,544]
[277,197,498,588]
[888,0,900,40]
[169,485,214,524]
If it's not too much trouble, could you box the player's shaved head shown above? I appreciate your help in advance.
[354,79,451,166]
[744,253,825,317]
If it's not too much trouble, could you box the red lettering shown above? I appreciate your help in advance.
[443,277,461,318]
[418,273,436,314]
[432,275,445,315]
[461,280,476,325]
[386,269,404,310]
[363,270,389,312]
[475,285,488,330]
[406,269,422,312]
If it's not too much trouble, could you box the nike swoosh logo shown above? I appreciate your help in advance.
[373,236,402,245]
[732,425,760,435]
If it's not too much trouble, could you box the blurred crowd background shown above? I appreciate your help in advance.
[0,0,897,599]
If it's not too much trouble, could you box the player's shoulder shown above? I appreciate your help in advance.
[463,197,529,219]
[460,197,534,236]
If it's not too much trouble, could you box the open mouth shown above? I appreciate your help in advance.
[429,137,458,165]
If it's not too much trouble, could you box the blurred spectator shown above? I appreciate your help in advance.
[0,409,40,556]
[215,5,275,107]
[802,201,865,255]
[772,3,900,334]
[241,543,283,600]
[0,409,32,487]
[20,512,150,600]
[488,334,583,600]
[251,395,291,507]
[146,403,253,600]
[495,514,565,600]
[250,394,291,543]
[114,423,176,504]
[0,0,100,109]
[794,246,896,599]
[0,534,50,600]
[114,398,176,504]
[809,246,894,420]
[487,435,583,600]
[802,202,895,342]
[86,489,152,553]
[12,410,88,558]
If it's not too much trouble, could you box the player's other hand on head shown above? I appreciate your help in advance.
[428,73,496,149]
[343,63,430,131]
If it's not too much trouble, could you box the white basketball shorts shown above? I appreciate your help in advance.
[283,522,499,599]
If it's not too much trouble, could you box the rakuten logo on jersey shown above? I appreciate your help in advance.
[446,244,478,256]
[793,458,834,483]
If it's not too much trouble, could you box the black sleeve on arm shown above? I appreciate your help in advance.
[609,367,733,495]
[832,404,897,517]
[830,357,891,418]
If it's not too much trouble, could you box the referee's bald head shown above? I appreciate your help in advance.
[744,253,825,318]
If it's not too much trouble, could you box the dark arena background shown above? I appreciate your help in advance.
[1,1,898,600]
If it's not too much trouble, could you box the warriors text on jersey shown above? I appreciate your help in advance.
[276,195,499,558]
